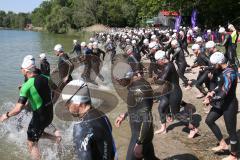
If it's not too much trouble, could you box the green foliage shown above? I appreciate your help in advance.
[0,11,30,29]
[0,0,239,32]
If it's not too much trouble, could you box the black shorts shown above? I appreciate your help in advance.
[27,109,53,142]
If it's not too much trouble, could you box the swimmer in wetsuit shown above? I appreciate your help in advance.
[54,44,74,88]
[170,39,191,89]
[0,57,60,160]
[203,52,239,160]
[92,42,105,81]
[114,63,158,160]
[153,50,199,138]
[39,53,50,76]
[61,79,117,160]
[191,44,211,98]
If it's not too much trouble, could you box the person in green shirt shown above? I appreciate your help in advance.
[0,56,61,160]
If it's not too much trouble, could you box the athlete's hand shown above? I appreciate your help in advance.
[134,144,143,158]
[203,98,210,106]
[206,91,215,98]
[0,113,8,122]
[115,113,125,128]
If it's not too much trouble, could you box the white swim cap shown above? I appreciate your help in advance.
[39,53,46,60]
[196,36,203,43]
[54,44,64,52]
[210,52,225,64]
[155,50,166,61]
[21,56,35,69]
[218,27,225,33]
[205,41,215,49]
[191,44,200,50]
[81,42,86,47]
[62,79,90,104]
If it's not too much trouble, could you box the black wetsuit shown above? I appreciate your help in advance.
[82,48,93,81]
[172,47,189,86]
[205,67,238,153]
[19,74,53,142]
[126,78,157,160]
[72,44,82,56]
[40,59,50,76]
[156,62,182,123]
[73,108,117,160]
[179,35,190,56]
[58,53,74,85]
[194,53,211,94]
[92,48,105,81]
[222,34,234,64]
[104,41,116,64]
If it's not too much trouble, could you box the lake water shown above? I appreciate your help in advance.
[0,30,93,159]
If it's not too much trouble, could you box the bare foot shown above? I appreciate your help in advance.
[196,93,205,99]
[212,145,228,152]
[56,136,62,144]
[222,154,237,160]
[184,85,192,90]
[188,128,199,138]
[154,124,167,135]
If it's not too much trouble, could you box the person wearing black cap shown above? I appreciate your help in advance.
[114,62,157,160]
[60,79,117,160]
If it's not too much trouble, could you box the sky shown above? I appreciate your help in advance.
[0,0,44,13]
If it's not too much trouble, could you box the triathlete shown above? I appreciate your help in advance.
[204,52,238,160]
[190,44,211,98]
[153,50,198,138]
[92,42,105,81]
[71,40,82,56]
[0,57,60,160]
[54,44,74,89]
[114,63,158,160]
[218,27,234,65]
[39,53,50,76]
[170,39,191,89]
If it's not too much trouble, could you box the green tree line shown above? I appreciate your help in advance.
[0,0,239,33]
[0,11,31,29]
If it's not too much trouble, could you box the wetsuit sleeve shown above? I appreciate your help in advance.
[18,83,29,105]
[221,35,228,46]
[171,48,180,61]
[63,56,74,78]
[71,46,76,54]
[99,49,106,60]
[201,54,211,66]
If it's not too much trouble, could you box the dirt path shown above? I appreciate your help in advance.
[108,51,240,160]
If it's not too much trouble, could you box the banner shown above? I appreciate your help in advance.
[175,15,182,31]
[191,9,198,28]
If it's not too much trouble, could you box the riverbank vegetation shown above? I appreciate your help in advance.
[0,0,239,33]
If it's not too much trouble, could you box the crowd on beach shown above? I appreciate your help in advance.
[0,23,239,160]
